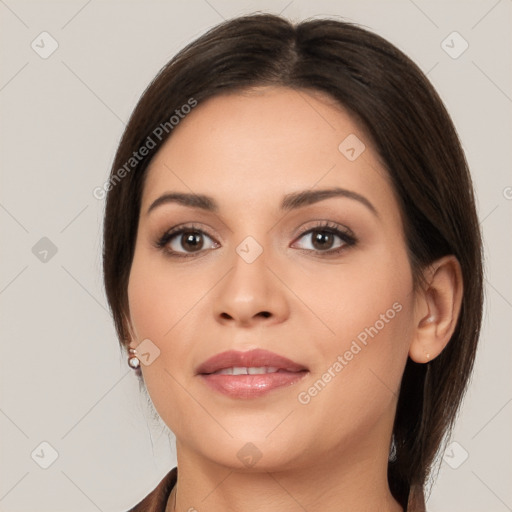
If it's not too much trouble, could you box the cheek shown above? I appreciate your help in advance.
[127,266,170,341]
[127,253,200,432]
[292,245,414,354]
[293,248,416,428]
[127,250,202,342]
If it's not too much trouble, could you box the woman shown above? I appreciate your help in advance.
[102,13,483,511]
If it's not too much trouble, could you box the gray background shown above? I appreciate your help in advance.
[0,0,511,510]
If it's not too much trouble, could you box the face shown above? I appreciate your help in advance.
[127,86,417,471]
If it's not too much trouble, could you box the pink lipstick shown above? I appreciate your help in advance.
[196,349,308,399]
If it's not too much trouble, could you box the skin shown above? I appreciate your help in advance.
[126,86,462,512]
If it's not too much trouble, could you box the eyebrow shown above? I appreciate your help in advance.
[146,187,378,217]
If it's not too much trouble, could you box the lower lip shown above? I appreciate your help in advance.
[199,371,308,399]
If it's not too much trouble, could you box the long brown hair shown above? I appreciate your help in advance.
[102,13,483,508]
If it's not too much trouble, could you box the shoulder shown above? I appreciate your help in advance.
[126,467,177,512]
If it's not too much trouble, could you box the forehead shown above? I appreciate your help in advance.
[141,86,393,216]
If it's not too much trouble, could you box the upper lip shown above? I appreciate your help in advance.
[196,349,308,375]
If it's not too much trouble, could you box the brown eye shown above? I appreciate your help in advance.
[310,231,336,251]
[157,226,220,257]
[293,225,354,254]
[179,231,205,252]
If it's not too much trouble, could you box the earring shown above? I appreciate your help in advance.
[128,347,140,369]
[426,352,431,362]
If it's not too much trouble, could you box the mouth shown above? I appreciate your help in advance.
[196,349,309,399]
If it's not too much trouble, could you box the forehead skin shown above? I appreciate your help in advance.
[139,86,402,242]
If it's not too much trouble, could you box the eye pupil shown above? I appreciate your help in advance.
[312,231,334,250]
[182,231,203,251]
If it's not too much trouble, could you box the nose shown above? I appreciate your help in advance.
[212,245,290,328]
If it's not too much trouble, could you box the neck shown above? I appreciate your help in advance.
[166,439,403,512]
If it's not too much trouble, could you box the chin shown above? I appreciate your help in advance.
[179,423,314,472]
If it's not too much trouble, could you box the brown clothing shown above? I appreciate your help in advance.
[127,467,177,512]
[127,467,426,511]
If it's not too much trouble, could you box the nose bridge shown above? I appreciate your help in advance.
[213,233,289,325]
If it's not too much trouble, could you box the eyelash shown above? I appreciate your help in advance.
[155,221,357,259]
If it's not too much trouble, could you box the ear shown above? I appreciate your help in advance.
[409,255,463,363]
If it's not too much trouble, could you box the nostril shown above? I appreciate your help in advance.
[218,311,271,321]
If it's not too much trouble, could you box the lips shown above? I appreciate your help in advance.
[196,349,308,399]
[196,348,307,375]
